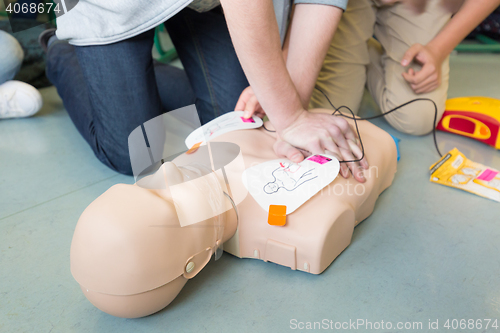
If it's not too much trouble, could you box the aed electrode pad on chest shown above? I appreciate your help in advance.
[242,154,340,214]
[185,111,263,149]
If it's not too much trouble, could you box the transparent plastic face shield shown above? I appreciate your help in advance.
[128,105,202,181]
[128,105,247,260]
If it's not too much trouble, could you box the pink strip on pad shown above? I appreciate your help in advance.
[477,169,499,182]
[308,155,332,165]
[241,117,255,123]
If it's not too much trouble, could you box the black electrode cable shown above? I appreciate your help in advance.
[263,87,443,163]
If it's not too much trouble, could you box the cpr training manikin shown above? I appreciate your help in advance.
[69,106,397,318]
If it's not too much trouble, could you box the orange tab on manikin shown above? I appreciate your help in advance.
[186,142,202,154]
[268,205,287,226]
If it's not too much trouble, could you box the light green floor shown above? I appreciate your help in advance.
[1,54,499,333]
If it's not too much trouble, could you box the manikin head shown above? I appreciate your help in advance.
[70,162,236,318]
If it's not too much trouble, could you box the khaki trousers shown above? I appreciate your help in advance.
[310,0,452,135]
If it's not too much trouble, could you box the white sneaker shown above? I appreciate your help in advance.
[0,80,43,119]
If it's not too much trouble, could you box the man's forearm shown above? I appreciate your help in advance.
[220,0,304,132]
[285,4,343,108]
[427,0,500,59]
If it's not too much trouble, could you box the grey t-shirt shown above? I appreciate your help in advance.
[56,0,220,45]
[56,0,191,45]
[56,0,348,46]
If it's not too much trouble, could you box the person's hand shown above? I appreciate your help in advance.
[273,110,369,183]
[235,86,266,119]
[401,43,443,94]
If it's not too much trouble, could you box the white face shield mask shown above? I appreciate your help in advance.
[128,105,248,260]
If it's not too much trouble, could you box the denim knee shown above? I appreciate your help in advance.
[94,145,134,176]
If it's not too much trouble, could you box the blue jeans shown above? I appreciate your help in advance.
[0,30,24,84]
[46,7,248,175]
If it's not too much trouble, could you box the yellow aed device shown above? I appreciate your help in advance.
[437,97,500,149]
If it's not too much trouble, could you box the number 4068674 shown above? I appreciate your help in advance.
[444,319,499,330]
[5,2,61,14]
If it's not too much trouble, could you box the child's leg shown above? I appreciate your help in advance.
[309,0,376,113]
[367,0,451,136]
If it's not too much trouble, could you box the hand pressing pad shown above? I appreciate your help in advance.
[185,111,263,149]
[242,154,340,214]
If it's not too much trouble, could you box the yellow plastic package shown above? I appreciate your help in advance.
[429,148,500,203]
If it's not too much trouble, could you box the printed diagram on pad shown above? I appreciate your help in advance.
[474,169,500,192]
[450,174,471,185]
[460,167,481,177]
[243,154,340,214]
[264,162,318,194]
[479,178,500,192]
[185,111,263,149]
[449,167,481,185]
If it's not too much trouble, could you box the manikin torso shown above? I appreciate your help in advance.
[70,111,397,318]
[210,117,396,273]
